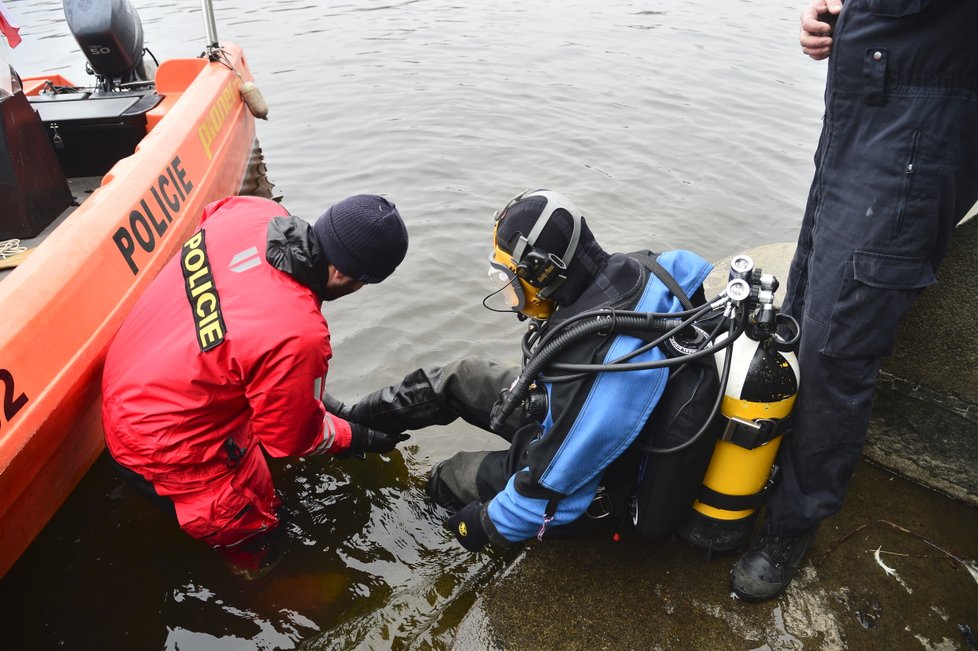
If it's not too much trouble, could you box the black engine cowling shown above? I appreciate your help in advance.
[63,0,148,89]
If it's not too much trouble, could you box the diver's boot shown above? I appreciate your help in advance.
[324,367,465,434]
[730,525,818,602]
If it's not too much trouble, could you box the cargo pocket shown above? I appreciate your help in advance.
[821,250,935,359]
[183,457,280,546]
[226,466,280,535]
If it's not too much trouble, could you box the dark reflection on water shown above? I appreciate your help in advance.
[1,0,828,648]
[3,441,513,649]
[1,145,514,649]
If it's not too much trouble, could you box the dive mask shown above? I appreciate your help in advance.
[484,189,579,321]
[486,238,563,320]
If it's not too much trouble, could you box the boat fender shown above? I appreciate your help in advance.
[240,81,269,120]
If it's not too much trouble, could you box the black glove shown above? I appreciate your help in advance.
[445,501,490,552]
[347,422,410,457]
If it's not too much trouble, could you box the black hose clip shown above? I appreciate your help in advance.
[595,308,617,337]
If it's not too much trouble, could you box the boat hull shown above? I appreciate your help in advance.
[0,43,258,578]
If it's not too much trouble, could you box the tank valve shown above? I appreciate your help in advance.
[728,254,754,281]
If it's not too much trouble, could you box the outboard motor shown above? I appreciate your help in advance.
[63,0,153,91]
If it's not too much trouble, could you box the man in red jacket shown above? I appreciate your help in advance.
[101,194,409,574]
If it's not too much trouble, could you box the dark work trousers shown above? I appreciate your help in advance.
[396,357,630,536]
[360,356,524,509]
[768,0,978,535]
[107,452,178,519]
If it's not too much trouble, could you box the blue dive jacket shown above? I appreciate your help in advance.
[486,249,713,543]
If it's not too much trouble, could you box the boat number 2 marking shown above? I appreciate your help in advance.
[0,369,28,430]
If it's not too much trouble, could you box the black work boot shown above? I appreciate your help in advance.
[730,526,818,602]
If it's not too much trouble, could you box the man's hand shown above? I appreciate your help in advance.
[801,0,843,61]
[346,422,410,457]
[445,501,490,552]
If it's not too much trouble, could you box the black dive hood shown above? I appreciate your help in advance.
[545,232,609,310]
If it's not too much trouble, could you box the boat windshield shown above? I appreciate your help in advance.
[0,52,14,96]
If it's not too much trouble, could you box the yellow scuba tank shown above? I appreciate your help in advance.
[679,256,800,553]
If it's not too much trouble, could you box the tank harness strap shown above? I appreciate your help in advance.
[696,465,781,512]
[536,486,616,540]
[585,486,614,520]
[627,250,694,310]
[537,495,563,540]
[721,414,793,450]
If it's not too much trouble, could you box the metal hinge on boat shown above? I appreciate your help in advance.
[49,122,63,149]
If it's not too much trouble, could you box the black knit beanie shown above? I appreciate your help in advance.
[312,195,408,283]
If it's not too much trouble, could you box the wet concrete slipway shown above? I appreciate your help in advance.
[452,463,978,651]
[451,226,978,651]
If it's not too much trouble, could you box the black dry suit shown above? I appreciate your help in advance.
[344,246,714,547]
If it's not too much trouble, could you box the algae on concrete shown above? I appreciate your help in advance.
[453,461,978,651]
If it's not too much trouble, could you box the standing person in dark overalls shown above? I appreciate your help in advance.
[730,0,978,601]
[325,189,716,551]
[101,194,410,577]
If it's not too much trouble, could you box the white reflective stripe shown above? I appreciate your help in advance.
[522,190,583,263]
[313,375,324,400]
[311,412,337,455]
[229,246,261,273]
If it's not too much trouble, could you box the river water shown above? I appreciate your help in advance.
[1,1,827,648]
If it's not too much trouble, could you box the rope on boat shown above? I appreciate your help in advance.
[211,48,269,120]
[0,239,27,259]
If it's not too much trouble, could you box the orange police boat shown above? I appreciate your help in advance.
[0,0,266,577]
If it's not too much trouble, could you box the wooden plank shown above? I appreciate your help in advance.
[0,248,33,270]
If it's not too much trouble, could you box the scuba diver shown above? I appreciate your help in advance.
[324,189,730,550]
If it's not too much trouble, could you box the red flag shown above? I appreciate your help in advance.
[0,2,21,49]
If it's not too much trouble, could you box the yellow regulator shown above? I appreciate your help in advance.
[680,257,801,553]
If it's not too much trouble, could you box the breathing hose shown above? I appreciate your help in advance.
[489,305,745,432]
[491,314,682,431]
[541,300,724,377]
[525,300,718,361]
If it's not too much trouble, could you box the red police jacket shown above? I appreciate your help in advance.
[101,196,352,545]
